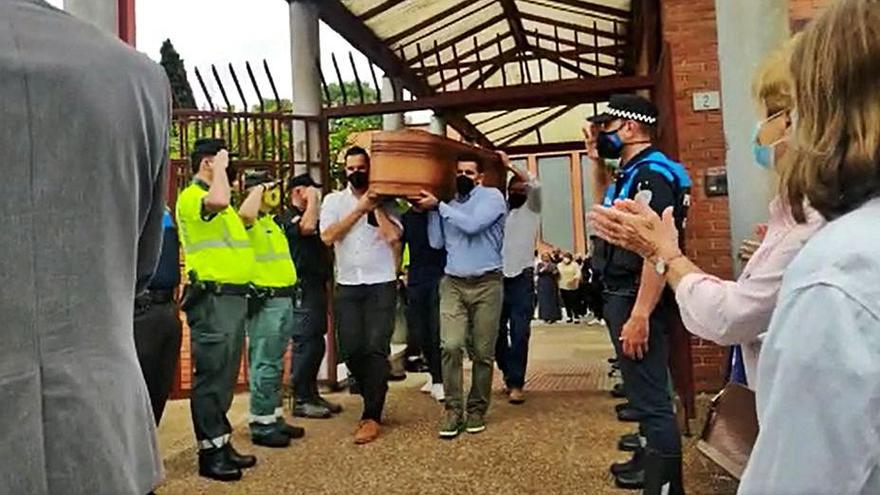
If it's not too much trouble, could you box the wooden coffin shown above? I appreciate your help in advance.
[369,129,505,201]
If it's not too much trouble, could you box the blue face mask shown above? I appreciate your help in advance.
[752,123,774,169]
[597,128,625,159]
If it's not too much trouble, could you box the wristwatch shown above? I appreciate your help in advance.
[654,253,684,276]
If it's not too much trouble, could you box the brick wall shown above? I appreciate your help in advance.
[661,0,732,392]
[790,0,832,28]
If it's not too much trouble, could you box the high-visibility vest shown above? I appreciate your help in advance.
[248,214,297,288]
[176,180,255,284]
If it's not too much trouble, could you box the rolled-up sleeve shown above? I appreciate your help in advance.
[427,210,444,250]
[739,284,880,495]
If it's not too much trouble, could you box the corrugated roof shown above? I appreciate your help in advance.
[329,0,633,147]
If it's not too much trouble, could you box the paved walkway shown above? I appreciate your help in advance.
[155,324,738,495]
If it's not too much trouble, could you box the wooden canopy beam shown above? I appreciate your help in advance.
[502,140,585,155]
[500,0,530,52]
[317,0,494,148]
[324,74,654,117]
[387,0,484,47]
[537,0,630,19]
[498,105,575,146]
[360,0,408,22]
[409,14,507,65]
[520,11,626,41]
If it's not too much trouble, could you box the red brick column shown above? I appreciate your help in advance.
[661,0,732,392]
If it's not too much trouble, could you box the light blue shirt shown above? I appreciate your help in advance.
[428,185,506,278]
[739,198,880,495]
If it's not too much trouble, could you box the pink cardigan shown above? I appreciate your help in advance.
[675,199,825,388]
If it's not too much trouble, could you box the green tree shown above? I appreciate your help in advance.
[160,39,196,109]
[326,82,382,186]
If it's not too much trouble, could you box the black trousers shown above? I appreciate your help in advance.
[560,289,581,320]
[405,281,442,383]
[603,292,681,455]
[134,299,182,425]
[335,282,397,421]
[290,278,328,403]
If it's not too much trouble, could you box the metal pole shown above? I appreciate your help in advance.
[429,115,447,136]
[289,0,322,180]
[381,77,404,131]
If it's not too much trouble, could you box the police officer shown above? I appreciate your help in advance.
[176,139,257,482]
[276,173,343,419]
[134,206,183,426]
[584,95,691,495]
[238,171,307,447]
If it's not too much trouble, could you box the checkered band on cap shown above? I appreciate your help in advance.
[606,107,657,125]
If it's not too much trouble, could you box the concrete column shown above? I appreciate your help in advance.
[289,0,322,181]
[429,115,447,137]
[381,77,404,131]
[64,0,118,38]
[714,0,789,275]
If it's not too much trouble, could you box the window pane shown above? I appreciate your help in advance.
[581,154,597,238]
[537,155,573,252]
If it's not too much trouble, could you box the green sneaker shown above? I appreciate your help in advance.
[466,414,486,434]
[438,412,464,439]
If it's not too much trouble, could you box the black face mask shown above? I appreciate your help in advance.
[347,170,369,190]
[508,193,527,209]
[456,175,476,196]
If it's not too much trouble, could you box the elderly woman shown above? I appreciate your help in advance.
[589,38,824,389]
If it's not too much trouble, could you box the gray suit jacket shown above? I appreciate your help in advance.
[0,1,171,493]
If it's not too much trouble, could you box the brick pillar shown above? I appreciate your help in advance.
[662,0,731,392]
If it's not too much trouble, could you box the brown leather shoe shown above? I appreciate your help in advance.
[509,388,526,405]
[354,420,381,445]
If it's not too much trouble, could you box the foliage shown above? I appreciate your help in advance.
[326,81,382,187]
[159,39,196,109]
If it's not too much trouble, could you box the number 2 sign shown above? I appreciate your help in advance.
[692,91,721,111]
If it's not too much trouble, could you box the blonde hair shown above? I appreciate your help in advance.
[752,36,799,116]
[778,0,880,222]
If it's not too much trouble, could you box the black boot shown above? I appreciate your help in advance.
[615,464,645,490]
[643,448,685,495]
[611,447,645,476]
[250,423,291,448]
[277,418,306,439]
[617,406,642,423]
[198,447,242,482]
[226,443,257,469]
[618,432,643,452]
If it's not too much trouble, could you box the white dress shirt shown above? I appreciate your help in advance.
[320,187,401,286]
[738,198,880,495]
[503,174,541,278]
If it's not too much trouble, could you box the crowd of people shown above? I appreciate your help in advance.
[533,248,603,325]
[3,0,880,494]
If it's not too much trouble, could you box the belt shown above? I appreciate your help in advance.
[254,285,298,298]
[449,269,503,283]
[200,282,253,296]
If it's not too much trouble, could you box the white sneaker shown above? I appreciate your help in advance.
[431,383,445,402]
[420,377,433,394]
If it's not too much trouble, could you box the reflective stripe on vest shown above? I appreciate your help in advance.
[176,182,255,284]
[248,215,297,288]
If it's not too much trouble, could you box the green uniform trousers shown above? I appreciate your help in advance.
[440,273,504,417]
[185,293,248,449]
[247,296,293,433]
